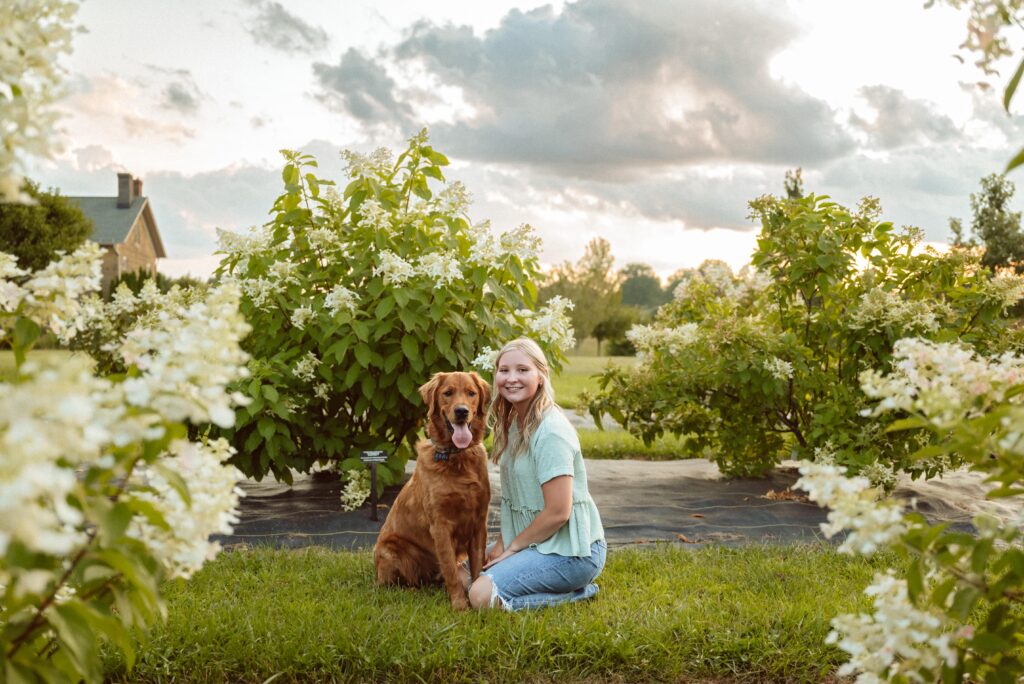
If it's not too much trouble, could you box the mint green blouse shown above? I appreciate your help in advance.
[500,408,605,557]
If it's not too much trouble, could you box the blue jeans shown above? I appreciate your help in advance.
[480,539,606,611]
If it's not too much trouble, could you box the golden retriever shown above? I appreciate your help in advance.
[373,371,491,610]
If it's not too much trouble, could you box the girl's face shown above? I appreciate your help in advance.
[495,349,543,413]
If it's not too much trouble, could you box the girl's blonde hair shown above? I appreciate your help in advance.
[488,338,557,464]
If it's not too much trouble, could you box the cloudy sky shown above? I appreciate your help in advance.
[28,0,1024,279]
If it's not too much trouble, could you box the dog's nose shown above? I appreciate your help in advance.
[454,406,470,420]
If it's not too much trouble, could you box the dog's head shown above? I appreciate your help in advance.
[419,371,491,450]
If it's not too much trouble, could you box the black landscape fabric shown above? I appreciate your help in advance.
[212,460,980,551]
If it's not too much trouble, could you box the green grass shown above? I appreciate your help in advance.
[553,355,638,410]
[551,355,689,459]
[105,544,895,683]
[577,428,687,460]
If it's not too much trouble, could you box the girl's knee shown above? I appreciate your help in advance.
[468,576,494,610]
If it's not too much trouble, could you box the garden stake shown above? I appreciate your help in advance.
[360,450,387,522]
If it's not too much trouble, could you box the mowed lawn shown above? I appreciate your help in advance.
[104,544,891,683]
[553,354,639,410]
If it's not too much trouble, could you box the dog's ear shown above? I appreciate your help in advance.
[419,373,444,416]
[470,372,491,417]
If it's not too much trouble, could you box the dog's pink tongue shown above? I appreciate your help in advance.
[452,424,473,449]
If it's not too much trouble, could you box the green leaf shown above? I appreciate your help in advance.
[384,349,405,374]
[49,603,99,679]
[426,149,449,166]
[12,316,41,360]
[262,385,280,403]
[970,632,1013,654]
[65,600,137,672]
[376,296,396,318]
[344,363,361,388]
[98,501,134,543]
[1006,145,1024,173]
[258,417,276,440]
[437,328,452,354]
[397,374,415,399]
[412,176,432,200]
[354,342,372,368]
[93,547,159,598]
[1005,55,1024,112]
[282,164,299,185]
[352,319,370,341]
[305,173,320,198]
[151,461,191,507]
[402,335,421,367]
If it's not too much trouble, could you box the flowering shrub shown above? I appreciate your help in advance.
[0,244,250,681]
[0,0,78,202]
[215,131,572,486]
[797,338,1024,682]
[588,193,1024,478]
[66,279,210,376]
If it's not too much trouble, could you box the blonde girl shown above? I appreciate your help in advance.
[466,338,606,611]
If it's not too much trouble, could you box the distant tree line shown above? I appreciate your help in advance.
[537,236,711,355]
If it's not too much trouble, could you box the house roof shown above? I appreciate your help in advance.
[65,196,167,258]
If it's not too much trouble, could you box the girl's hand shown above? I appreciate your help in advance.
[485,539,505,565]
[483,546,518,569]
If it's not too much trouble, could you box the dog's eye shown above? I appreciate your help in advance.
[443,389,454,396]
[467,391,476,397]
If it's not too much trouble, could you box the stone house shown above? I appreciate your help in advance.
[68,172,166,293]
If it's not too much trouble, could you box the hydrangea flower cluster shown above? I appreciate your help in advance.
[117,282,251,428]
[292,351,320,382]
[849,288,945,334]
[827,571,959,682]
[499,224,543,262]
[795,461,907,555]
[373,250,418,286]
[324,284,358,315]
[1,245,251,583]
[626,322,699,356]
[672,262,769,303]
[128,439,245,579]
[983,272,1024,309]
[520,295,576,352]
[342,147,394,180]
[763,356,794,381]
[0,0,78,202]
[860,338,1024,428]
[472,346,499,371]
[417,251,463,286]
[340,468,371,512]
[0,242,104,343]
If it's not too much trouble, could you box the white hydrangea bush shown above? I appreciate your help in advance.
[0,0,78,202]
[1,244,251,681]
[214,131,572,490]
[798,337,1024,683]
[588,193,1024,480]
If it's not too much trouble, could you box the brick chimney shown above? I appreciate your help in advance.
[132,178,143,198]
[117,172,134,208]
